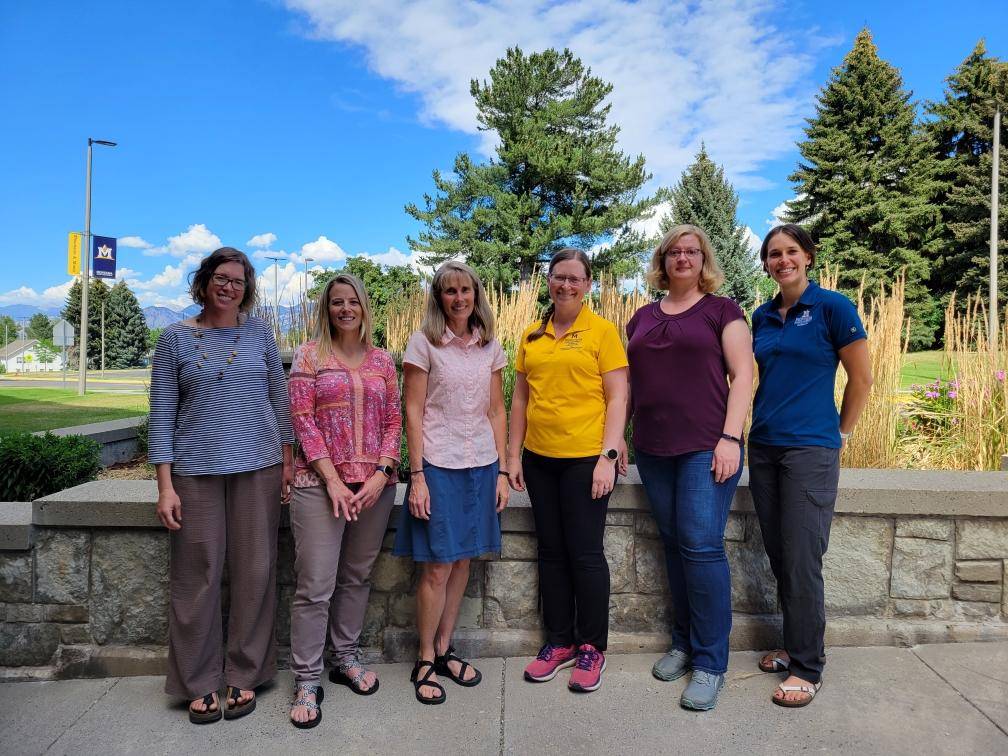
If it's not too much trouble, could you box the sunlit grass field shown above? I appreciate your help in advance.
[0,389,148,435]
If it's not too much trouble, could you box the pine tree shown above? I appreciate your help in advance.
[62,278,110,369]
[0,315,17,347]
[662,146,760,309]
[924,41,1008,310]
[407,47,663,287]
[786,29,940,349]
[104,282,149,368]
[25,313,53,341]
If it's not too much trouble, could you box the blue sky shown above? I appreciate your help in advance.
[2,0,1006,312]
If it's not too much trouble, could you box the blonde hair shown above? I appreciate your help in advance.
[420,261,496,347]
[527,247,592,342]
[314,273,374,360]
[647,224,725,293]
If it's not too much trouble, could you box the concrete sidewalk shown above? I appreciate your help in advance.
[1,642,1005,755]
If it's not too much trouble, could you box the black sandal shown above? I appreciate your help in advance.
[434,645,482,687]
[188,692,221,724]
[223,685,256,720]
[410,659,446,705]
[329,659,379,696]
[290,683,324,729]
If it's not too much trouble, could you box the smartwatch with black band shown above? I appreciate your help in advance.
[375,463,394,477]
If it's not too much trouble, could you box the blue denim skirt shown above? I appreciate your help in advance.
[392,459,502,563]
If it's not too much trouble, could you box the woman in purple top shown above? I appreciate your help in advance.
[625,224,753,711]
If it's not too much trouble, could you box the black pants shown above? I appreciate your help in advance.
[747,443,839,684]
[523,450,611,651]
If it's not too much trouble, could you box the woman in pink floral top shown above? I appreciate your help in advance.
[287,273,401,729]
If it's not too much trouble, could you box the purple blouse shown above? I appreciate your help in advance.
[626,295,746,456]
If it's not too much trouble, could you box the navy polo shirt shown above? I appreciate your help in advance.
[750,281,866,448]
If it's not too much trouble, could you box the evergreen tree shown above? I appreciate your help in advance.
[407,47,663,287]
[26,313,53,341]
[662,146,760,309]
[104,282,149,368]
[924,41,1008,310]
[786,29,940,349]
[0,315,18,346]
[62,278,110,369]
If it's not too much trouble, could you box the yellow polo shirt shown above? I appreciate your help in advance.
[516,306,628,458]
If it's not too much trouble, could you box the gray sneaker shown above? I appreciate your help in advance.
[652,648,691,681]
[680,670,725,711]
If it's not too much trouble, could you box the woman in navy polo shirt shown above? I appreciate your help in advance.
[749,224,872,708]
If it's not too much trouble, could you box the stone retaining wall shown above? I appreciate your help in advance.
[34,416,146,468]
[2,468,1007,680]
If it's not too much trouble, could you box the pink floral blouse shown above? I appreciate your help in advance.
[289,342,402,488]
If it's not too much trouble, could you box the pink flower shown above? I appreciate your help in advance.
[910,383,920,391]
[948,390,958,399]
[925,391,939,399]
[997,370,1005,382]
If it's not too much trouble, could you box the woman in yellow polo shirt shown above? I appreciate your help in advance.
[508,247,628,694]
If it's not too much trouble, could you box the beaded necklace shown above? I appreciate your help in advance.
[193,314,241,381]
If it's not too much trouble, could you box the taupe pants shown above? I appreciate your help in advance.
[289,483,395,684]
[165,464,282,699]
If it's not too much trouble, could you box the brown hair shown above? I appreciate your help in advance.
[647,224,724,293]
[760,224,817,274]
[315,273,374,360]
[526,248,592,342]
[188,247,257,313]
[420,261,496,347]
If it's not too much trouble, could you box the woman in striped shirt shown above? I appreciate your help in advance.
[287,273,401,728]
[150,247,294,724]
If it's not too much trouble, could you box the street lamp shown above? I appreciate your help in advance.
[79,137,117,395]
[265,256,283,337]
[303,257,314,298]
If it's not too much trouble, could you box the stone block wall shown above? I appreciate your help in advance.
[2,468,1008,678]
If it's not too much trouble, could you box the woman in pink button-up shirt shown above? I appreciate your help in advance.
[393,261,510,706]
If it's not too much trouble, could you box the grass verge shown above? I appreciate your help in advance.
[0,388,148,435]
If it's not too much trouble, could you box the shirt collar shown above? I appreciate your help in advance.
[442,325,481,346]
[544,304,593,337]
[770,280,821,311]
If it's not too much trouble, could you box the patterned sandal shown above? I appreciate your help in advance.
[758,650,790,673]
[329,658,379,696]
[290,683,325,729]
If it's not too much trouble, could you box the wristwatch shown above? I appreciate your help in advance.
[601,448,619,461]
[375,464,394,477]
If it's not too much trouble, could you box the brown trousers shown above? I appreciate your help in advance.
[165,464,282,699]
[289,484,395,684]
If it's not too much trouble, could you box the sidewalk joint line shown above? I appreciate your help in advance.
[498,657,507,756]
[45,677,122,754]
[910,647,1008,740]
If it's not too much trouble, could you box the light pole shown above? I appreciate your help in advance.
[79,137,117,395]
[265,256,283,337]
[991,104,1001,349]
[101,299,106,378]
[303,257,314,298]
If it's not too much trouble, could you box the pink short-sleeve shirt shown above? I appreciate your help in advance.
[403,328,507,469]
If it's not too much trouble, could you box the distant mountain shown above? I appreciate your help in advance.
[0,304,62,319]
[143,306,183,329]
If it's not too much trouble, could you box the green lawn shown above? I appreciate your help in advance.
[0,389,148,435]
[901,350,947,389]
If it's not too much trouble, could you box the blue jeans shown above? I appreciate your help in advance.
[634,447,742,674]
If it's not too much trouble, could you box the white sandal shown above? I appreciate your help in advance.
[772,680,822,708]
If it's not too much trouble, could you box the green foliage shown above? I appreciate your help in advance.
[25,313,53,341]
[104,282,149,368]
[307,257,422,348]
[923,41,1008,314]
[663,146,760,309]
[0,315,17,346]
[0,432,101,500]
[786,29,940,349]
[406,47,663,287]
[62,278,110,369]
[147,327,163,354]
[904,378,961,439]
[34,339,58,366]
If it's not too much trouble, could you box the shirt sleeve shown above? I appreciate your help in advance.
[490,339,507,372]
[597,320,629,373]
[288,344,329,463]
[720,298,747,332]
[265,326,294,444]
[626,307,640,341]
[147,327,179,464]
[515,327,530,373]
[825,293,867,350]
[378,352,403,460]
[402,331,430,372]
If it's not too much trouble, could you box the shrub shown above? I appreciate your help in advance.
[0,432,101,500]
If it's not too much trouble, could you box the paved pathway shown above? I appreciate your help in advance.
[1,642,1005,755]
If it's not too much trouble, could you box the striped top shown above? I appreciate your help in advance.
[148,316,294,475]
[289,342,401,488]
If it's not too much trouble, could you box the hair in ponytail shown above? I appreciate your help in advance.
[526,247,592,342]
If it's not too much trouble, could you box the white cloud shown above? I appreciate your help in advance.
[294,235,346,264]
[247,232,278,248]
[284,0,819,190]
[144,223,222,258]
[118,236,153,249]
[360,246,428,272]
[765,199,793,228]
[0,280,75,308]
[251,249,291,261]
[743,226,762,258]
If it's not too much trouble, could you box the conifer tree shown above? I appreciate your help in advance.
[25,313,53,341]
[407,48,662,286]
[663,146,759,309]
[62,278,110,369]
[924,41,1008,309]
[104,282,149,368]
[786,29,939,348]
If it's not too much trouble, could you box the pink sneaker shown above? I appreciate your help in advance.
[524,643,577,682]
[568,644,606,692]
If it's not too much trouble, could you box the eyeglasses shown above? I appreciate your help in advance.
[211,274,247,290]
[667,248,702,259]
[549,273,587,286]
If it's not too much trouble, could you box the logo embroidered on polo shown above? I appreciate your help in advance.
[560,333,583,350]
[795,310,812,327]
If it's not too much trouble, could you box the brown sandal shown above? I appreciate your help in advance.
[224,685,256,720]
[188,692,221,724]
[773,680,822,708]
[758,650,790,673]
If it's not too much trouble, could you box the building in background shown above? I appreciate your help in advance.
[0,339,64,373]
